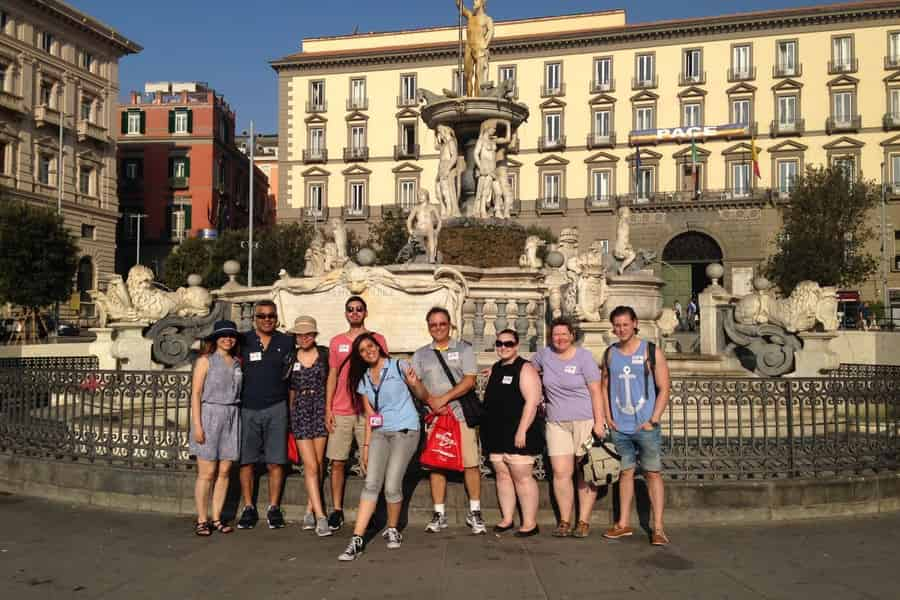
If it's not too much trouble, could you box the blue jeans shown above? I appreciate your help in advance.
[610,424,663,472]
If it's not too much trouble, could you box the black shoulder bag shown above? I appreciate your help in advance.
[432,349,483,428]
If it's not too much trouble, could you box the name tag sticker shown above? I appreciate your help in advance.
[564,365,577,375]
[250,352,262,362]
[338,344,350,353]
[632,355,645,364]
[292,362,301,371]
[447,352,459,361]
[501,375,513,385]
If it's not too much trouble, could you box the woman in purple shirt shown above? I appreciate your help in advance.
[531,318,605,538]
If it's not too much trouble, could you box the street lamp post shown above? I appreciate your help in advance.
[130,213,147,266]
[248,120,255,287]
[881,162,890,326]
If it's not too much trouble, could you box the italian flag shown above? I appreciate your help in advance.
[751,137,761,179]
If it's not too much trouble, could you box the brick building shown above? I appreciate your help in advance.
[236,132,279,213]
[116,82,271,275]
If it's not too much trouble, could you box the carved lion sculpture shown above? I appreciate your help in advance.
[93,265,211,325]
[518,236,545,269]
[734,280,838,333]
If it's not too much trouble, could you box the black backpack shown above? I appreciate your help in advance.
[602,341,658,397]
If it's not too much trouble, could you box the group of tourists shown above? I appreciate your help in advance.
[190,295,671,561]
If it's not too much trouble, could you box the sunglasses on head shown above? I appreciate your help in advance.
[495,340,517,348]
[346,306,366,314]
[255,313,277,320]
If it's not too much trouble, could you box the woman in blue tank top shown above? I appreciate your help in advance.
[600,306,672,546]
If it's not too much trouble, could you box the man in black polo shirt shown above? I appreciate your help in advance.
[237,300,294,529]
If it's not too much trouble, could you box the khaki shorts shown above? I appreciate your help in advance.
[546,419,595,457]
[489,453,536,466]
[326,414,366,461]
[459,419,480,469]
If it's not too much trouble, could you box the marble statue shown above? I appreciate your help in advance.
[518,236,545,269]
[406,189,443,263]
[456,0,494,96]
[473,120,499,218]
[490,119,515,219]
[734,280,839,333]
[565,241,609,322]
[613,206,636,275]
[435,124,460,217]
[304,230,328,277]
[91,265,211,326]
[331,218,348,261]
[658,308,679,337]
[557,227,580,267]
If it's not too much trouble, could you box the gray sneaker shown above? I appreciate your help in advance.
[383,527,402,549]
[425,511,448,533]
[338,535,364,561]
[466,510,487,535]
[302,512,316,531]
[315,516,333,537]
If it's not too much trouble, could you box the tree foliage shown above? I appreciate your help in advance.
[162,223,317,290]
[367,210,408,265]
[0,202,78,309]
[764,166,879,294]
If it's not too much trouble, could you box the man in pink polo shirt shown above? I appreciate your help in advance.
[324,295,388,530]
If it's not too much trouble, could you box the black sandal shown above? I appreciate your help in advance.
[195,521,213,536]
[212,520,234,534]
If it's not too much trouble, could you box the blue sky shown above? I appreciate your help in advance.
[75,0,833,133]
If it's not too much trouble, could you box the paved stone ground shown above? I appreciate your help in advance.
[0,492,898,600]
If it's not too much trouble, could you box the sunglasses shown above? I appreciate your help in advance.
[255,313,277,320]
[495,340,517,348]
[428,322,450,329]
[346,307,366,314]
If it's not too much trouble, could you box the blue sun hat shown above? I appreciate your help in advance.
[208,320,239,341]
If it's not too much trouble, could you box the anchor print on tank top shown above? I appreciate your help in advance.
[615,364,646,416]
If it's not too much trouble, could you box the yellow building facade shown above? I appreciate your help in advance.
[273,1,900,315]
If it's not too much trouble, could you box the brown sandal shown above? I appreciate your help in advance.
[212,520,234,534]
[194,521,212,536]
[552,520,572,537]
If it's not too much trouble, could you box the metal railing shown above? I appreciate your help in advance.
[773,63,802,78]
[393,144,420,160]
[886,55,900,70]
[679,71,706,86]
[883,113,900,130]
[536,196,567,214]
[537,136,566,152]
[586,132,616,149]
[342,146,369,162]
[826,115,862,134]
[828,58,858,74]
[727,66,756,82]
[302,148,327,163]
[305,100,327,113]
[540,83,565,97]
[590,79,615,94]
[770,119,805,137]
[1,368,896,480]
[632,75,658,90]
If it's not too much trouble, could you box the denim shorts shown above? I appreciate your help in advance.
[610,424,663,472]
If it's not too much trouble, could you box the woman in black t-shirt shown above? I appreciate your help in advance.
[481,329,545,536]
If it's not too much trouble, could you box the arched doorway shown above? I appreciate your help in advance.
[76,257,95,319]
[661,231,723,309]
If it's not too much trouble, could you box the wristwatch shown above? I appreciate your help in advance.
[649,419,660,426]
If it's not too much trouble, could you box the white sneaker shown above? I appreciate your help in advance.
[315,516,333,537]
[301,512,316,531]
[425,512,448,533]
[466,510,486,535]
[338,535,364,561]
[383,527,402,549]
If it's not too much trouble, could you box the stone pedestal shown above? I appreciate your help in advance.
[790,332,840,378]
[109,322,153,371]
[602,272,665,323]
[579,322,615,362]
[699,284,733,355]
[87,328,117,370]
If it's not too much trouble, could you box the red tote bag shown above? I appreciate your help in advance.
[286,433,300,465]
[420,413,464,472]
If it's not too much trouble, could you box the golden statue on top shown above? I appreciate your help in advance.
[456,0,494,96]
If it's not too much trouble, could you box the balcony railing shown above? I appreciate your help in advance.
[34,104,62,128]
[770,119,805,137]
[346,97,368,111]
[301,207,327,222]
[540,83,566,97]
[886,55,900,70]
[76,120,107,143]
[727,66,757,82]
[393,144,420,160]
[632,75,658,90]
[826,115,861,134]
[883,113,900,130]
[828,58,858,74]
[342,205,369,220]
[169,176,189,189]
[343,146,369,162]
[302,148,328,163]
[725,122,757,139]
[536,196,567,214]
[586,132,616,149]
[773,63,802,78]
[590,79,615,93]
[396,95,418,107]
[616,187,772,208]
[584,194,614,212]
[537,136,566,152]
[306,100,327,113]
[678,71,706,86]
[0,91,25,115]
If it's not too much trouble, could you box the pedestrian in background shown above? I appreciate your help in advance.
[189,320,242,536]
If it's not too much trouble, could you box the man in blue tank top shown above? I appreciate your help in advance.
[600,305,671,546]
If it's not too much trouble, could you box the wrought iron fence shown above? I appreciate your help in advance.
[0,368,897,480]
